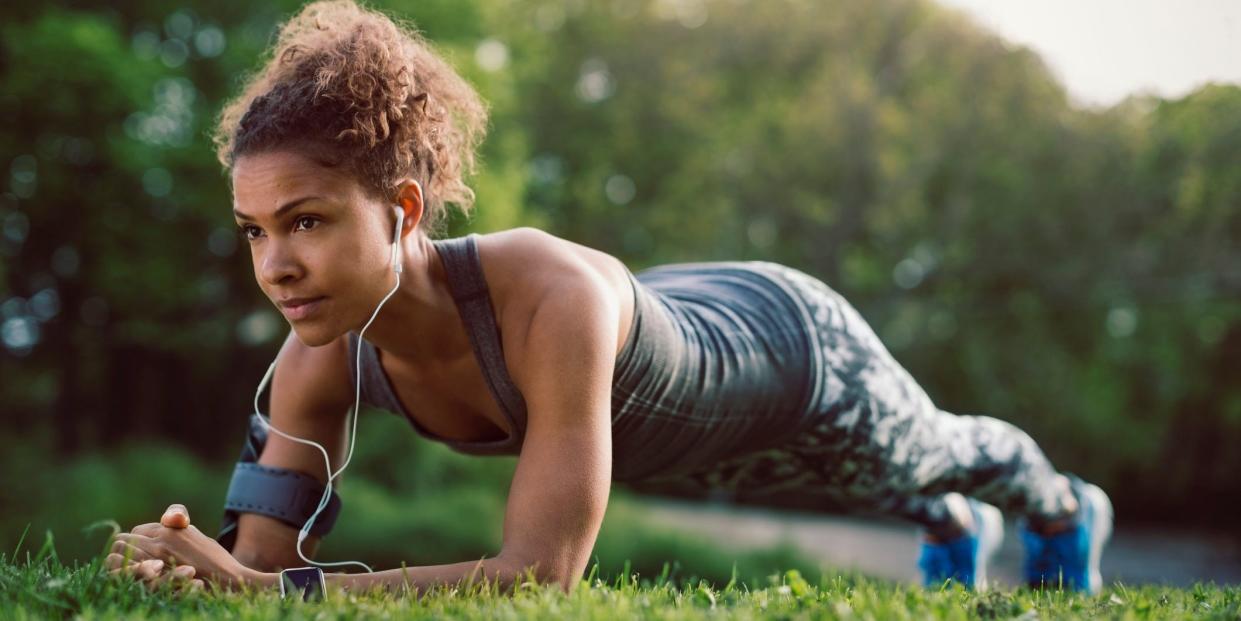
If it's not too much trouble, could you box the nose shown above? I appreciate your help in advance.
[257,239,305,286]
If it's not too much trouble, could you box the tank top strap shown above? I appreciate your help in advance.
[432,233,529,438]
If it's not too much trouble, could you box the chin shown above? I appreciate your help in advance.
[288,323,339,348]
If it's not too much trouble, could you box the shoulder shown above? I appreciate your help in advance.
[472,227,622,378]
[474,227,615,303]
[476,227,598,275]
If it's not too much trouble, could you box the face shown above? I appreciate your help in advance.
[231,149,396,347]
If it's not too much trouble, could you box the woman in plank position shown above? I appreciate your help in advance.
[107,0,1112,597]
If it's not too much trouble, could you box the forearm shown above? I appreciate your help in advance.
[334,556,529,596]
[233,545,315,574]
[244,554,557,596]
[231,513,319,572]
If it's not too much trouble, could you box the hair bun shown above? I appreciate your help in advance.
[214,0,488,237]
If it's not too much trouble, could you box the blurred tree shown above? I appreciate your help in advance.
[0,0,525,454]
[0,0,1237,528]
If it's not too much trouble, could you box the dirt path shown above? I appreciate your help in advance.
[639,498,1241,587]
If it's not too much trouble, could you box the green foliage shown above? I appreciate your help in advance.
[1,0,1239,536]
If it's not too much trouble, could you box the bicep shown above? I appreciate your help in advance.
[260,331,355,482]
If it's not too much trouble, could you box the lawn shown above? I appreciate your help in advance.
[4,536,1238,620]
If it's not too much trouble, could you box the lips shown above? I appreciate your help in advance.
[279,296,323,308]
[278,296,326,320]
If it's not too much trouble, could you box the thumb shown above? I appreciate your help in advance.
[161,504,191,529]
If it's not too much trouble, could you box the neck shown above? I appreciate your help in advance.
[351,234,468,366]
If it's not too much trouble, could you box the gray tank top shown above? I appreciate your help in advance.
[347,233,824,482]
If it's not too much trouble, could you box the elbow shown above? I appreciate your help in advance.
[499,552,577,594]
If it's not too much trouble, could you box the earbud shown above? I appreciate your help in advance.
[392,179,421,274]
[391,205,405,274]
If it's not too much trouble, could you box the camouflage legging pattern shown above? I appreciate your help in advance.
[632,264,1077,534]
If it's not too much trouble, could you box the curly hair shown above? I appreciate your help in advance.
[213,0,489,237]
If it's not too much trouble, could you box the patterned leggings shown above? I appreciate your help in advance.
[629,265,1077,535]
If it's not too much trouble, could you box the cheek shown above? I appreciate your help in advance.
[350,226,396,271]
[316,229,389,284]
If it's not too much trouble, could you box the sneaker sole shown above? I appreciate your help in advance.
[971,500,1004,590]
[1079,481,1113,594]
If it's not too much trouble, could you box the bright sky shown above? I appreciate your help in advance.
[934,0,1241,108]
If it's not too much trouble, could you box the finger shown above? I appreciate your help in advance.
[110,540,152,563]
[112,532,154,543]
[171,564,197,581]
[134,559,165,582]
[105,552,142,570]
[111,534,162,562]
[108,560,140,578]
[161,504,191,529]
[131,523,162,537]
[147,564,194,590]
[145,568,175,589]
[169,575,206,599]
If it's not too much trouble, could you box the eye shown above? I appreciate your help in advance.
[293,215,320,232]
[238,224,262,241]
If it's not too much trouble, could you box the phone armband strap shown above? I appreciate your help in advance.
[216,414,342,552]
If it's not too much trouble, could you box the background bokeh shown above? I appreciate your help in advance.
[1,0,1238,579]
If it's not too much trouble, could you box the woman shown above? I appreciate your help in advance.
[106,0,1112,596]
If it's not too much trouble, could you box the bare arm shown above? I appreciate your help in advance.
[231,331,355,572]
[115,273,615,596]
[240,272,618,595]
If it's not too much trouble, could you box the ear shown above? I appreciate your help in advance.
[393,179,425,237]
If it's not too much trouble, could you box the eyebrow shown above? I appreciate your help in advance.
[233,196,322,221]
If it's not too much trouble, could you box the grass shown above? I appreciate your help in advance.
[5,419,1239,618]
[3,532,1239,620]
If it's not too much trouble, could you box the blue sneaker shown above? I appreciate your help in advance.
[918,496,1003,590]
[1020,474,1113,594]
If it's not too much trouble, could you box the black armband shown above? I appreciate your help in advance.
[216,414,342,552]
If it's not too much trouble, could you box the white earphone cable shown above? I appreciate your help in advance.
[247,203,408,573]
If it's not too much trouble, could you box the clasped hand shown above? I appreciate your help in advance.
[106,504,249,593]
